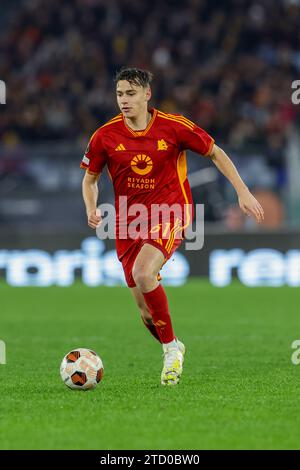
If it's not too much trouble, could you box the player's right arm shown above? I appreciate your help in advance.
[80,129,108,229]
[82,172,102,229]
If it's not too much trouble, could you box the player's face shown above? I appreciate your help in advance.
[116,81,151,118]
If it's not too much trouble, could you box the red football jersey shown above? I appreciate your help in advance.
[80,108,214,246]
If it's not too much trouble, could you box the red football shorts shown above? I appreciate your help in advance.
[116,217,185,288]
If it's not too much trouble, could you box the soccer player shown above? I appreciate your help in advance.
[81,67,264,385]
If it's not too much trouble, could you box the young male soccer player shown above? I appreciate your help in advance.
[81,68,264,386]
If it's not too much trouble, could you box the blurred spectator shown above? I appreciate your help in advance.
[1,0,300,227]
[0,0,299,147]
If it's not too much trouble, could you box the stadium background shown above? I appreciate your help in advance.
[1,0,300,451]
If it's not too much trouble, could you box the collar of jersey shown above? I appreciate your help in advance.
[122,108,157,137]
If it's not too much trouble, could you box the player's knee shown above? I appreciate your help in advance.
[132,266,155,290]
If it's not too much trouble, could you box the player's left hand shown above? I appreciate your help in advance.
[238,188,264,223]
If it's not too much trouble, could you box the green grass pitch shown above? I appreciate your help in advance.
[1,279,300,450]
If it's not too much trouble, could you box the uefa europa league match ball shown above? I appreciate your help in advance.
[60,348,104,390]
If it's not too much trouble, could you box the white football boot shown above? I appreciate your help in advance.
[161,339,186,385]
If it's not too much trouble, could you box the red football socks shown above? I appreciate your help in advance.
[143,284,175,344]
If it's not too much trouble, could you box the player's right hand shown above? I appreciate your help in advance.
[87,208,102,229]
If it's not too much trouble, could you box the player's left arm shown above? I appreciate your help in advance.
[209,144,264,223]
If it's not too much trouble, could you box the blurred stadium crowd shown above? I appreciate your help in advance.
[1,0,300,228]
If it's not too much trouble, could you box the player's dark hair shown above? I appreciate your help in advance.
[114,67,153,87]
